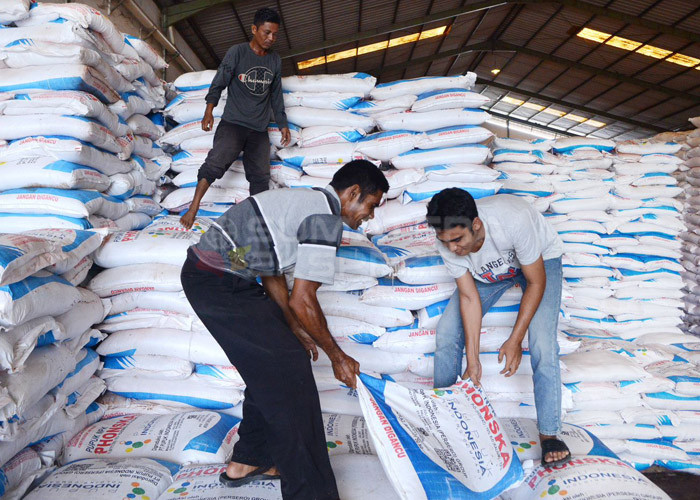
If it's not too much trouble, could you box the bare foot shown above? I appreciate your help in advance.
[225,461,279,479]
[540,434,569,463]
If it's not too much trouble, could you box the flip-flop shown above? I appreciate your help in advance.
[541,438,571,468]
[219,466,281,488]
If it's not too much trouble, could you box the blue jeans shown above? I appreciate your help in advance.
[433,257,563,435]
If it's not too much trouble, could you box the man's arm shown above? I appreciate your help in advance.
[261,274,318,360]
[179,178,210,229]
[205,47,236,110]
[269,58,290,146]
[289,278,360,388]
[499,256,546,376]
[456,271,484,386]
[202,47,237,132]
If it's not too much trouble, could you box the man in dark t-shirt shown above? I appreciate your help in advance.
[181,7,290,230]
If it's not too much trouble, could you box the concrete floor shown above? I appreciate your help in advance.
[645,470,700,499]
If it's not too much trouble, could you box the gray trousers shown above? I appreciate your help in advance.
[199,119,271,195]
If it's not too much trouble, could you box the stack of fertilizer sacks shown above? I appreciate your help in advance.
[0,1,168,233]
[680,117,700,337]
[87,214,247,419]
[488,134,700,474]
[0,229,109,498]
[270,74,574,435]
[151,70,580,432]
[78,71,564,498]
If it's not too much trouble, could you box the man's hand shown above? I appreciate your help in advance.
[462,358,482,387]
[330,351,360,389]
[499,338,523,377]
[292,327,318,361]
[280,127,291,147]
[201,112,214,132]
[180,208,196,230]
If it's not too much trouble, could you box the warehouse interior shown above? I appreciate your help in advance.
[159,0,700,140]
[1,0,700,498]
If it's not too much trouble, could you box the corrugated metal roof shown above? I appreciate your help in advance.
[160,0,700,138]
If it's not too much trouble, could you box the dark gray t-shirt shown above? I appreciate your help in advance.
[205,43,288,131]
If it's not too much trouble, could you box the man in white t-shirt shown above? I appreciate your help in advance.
[427,188,570,467]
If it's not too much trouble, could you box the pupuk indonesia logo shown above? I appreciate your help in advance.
[539,478,568,497]
[166,481,191,497]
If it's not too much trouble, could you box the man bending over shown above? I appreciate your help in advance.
[427,188,570,467]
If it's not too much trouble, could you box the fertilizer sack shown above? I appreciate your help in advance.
[501,456,671,500]
[357,374,523,500]
[370,74,476,100]
[161,463,282,500]
[23,458,176,500]
[62,411,241,465]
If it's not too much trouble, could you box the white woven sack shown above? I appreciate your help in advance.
[350,95,417,115]
[63,411,240,465]
[411,88,489,112]
[104,374,244,411]
[370,74,476,100]
[283,91,363,110]
[0,156,110,192]
[93,230,199,268]
[0,114,124,156]
[0,136,133,176]
[355,131,418,161]
[0,90,128,135]
[24,458,174,500]
[317,291,413,328]
[285,106,375,131]
[0,271,82,327]
[97,328,230,365]
[160,463,282,500]
[377,108,489,132]
[161,186,249,210]
[415,125,493,149]
[125,34,168,70]
[282,73,376,96]
[88,263,182,297]
[391,145,490,169]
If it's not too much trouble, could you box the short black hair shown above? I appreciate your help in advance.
[330,160,389,200]
[426,188,479,231]
[254,7,281,26]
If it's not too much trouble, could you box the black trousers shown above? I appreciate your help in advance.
[180,253,339,500]
[201,120,271,195]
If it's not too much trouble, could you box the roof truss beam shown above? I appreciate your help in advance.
[280,0,507,59]
[551,0,700,45]
[164,0,700,47]
[164,0,243,27]
[486,107,574,137]
[490,41,700,103]
[368,39,699,105]
[478,77,665,132]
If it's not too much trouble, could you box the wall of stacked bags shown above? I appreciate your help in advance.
[0,2,698,497]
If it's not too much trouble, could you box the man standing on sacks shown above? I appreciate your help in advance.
[180,161,388,499]
[427,188,571,468]
[180,7,290,228]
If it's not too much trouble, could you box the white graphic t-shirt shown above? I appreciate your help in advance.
[436,195,563,283]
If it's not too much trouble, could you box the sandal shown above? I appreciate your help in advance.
[541,438,571,468]
[219,466,281,487]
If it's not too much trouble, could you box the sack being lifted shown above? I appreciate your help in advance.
[357,374,523,499]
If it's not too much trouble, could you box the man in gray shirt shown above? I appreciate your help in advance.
[181,161,388,499]
[181,7,290,229]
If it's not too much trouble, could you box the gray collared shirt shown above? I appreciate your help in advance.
[191,186,343,284]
